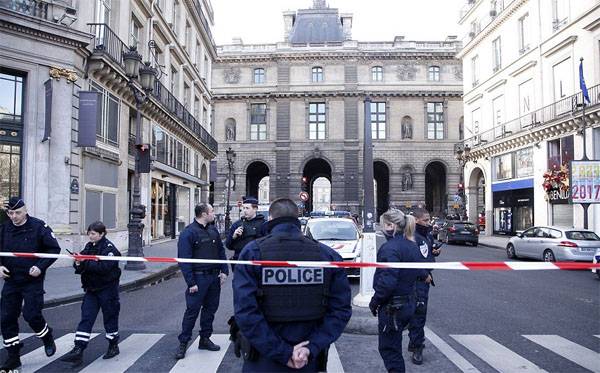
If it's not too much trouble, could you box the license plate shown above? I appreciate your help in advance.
[580,247,596,252]
[461,231,472,235]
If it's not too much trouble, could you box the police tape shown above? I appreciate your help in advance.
[0,252,599,271]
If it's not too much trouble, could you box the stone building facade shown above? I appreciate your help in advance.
[212,1,464,220]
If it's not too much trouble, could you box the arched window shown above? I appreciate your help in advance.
[371,66,383,81]
[428,66,440,81]
[253,68,265,84]
[312,66,323,82]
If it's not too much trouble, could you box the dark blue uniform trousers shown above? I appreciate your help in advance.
[408,280,430,349]
[178,273,221,343]
[378,302,415,373]
[243,357,318,372]
[75,284,120,347]
[1,281,48,346]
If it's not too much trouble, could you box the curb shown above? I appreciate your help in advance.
[43,264,180,309]
[478,241,505,251]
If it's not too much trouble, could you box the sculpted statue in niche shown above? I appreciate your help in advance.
[453,65,463,80]
[401,116,413,139]
[223,67,241,84]
[397,64,417,81]
[402,171,413,191]
[225,118,236,141]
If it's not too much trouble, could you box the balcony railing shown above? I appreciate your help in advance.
[87,23,218,155]
[464,83,600,149]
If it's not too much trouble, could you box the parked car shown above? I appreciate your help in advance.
[431,218,447,239]
[438,221,479,245]
[304,217,361,277]
[506,226,600,262]
[593,248,600,279]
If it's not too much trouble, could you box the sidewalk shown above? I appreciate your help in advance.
[0,240,181,309]
[477,234,510,250]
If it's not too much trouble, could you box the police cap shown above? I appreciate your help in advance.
[6,197,25,211]
[243,196,259,205]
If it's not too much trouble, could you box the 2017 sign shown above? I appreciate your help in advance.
[570,161,600,204]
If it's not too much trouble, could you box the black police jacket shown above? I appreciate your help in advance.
[74,237,121,291]
[226,214,266,254]
[0,216,61,283]
[415,224,436,263]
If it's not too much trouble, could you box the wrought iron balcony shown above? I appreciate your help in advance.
[88,23,127,67]
[464,83,600,150]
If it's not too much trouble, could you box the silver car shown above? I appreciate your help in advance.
[506,226,600,262]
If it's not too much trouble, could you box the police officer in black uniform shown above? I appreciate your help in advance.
[0,197,59,370]
[369,209,428,373]
[408,208,441,365]
[60,221,122,366]
[175,203,229,359]
[226,196,266,270]
[232,198,352,372]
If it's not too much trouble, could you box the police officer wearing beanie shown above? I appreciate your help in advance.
[0,197,60,370]
[408,208,440,365]
[60,221,122,366]
[226,196,266,270]
[232,198,351,372]
[175,203,229,360]
[369,209,429,373]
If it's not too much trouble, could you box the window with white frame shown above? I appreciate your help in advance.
[152,125,193,174]
[203,55,209,79]
[90,82,119,146]
[471,55,479,86]
[202,106,208,128]
[309,103,326,140]
[195,40,201,67]
[492,95,505,135]
[170,65,179,97]
[370,102,386,139]
[492,37,502,71]
[185,21,192,51]
[171,0,179,33]
[428,66,440,81]
[518,14,529,53]
[96,0,111,24]
[552,0,569,30]
[130,15,142,50]
[427,102,444,140]
[371,66,383,81]
[250,103,267,140]
[471,108,481,135]
[552,58,573,101]
[194,96,200,119]
[254,68,265,84]
[312,67,323,82]
[183,83,190,109]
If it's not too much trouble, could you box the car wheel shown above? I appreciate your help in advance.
[472,241,478,247]
[506,244,517,259]
[543,249,556,262]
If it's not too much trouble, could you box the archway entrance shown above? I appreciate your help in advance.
[246,161,269,200]
[425,161,447,216]
[468,167,486,225]
[373,161,390,219]
[302,158,332,213]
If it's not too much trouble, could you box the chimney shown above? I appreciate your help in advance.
[340,13,353,40]
[283,11,296,41]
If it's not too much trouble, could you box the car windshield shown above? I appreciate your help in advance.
[308,221,357,241]
[565,231,600,241]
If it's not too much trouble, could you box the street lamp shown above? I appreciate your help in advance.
[454,144,471,221]
[123,46,157,271]
[224,147,236,232]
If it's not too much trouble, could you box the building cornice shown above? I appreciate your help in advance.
[216,51,459,64]
[213,90,463,101]
[509,60,537,77]
[541,35,577,58]
[485,79,507,93]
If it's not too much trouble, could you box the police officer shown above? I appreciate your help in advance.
[60,221,122,366]
[232,198,352,372]
[0,197,59,370]
[408,208,440,365]
[175,203,229,359]
[369,209,428,373]
[226,196,266,269]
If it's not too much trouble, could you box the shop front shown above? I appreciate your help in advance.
[492,181,534,235]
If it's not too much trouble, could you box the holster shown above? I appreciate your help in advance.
[316,347,329,372]
[384,295,410,331]
[228,316,259,361]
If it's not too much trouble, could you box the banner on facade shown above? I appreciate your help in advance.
[78,91,101,147]
[42,79,52,142]
[569,160,600,204]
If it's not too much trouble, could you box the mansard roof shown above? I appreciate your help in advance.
[288,7,345,44]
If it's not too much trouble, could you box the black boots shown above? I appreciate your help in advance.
[1,344,22,371]
[103,340,119,359]
[60,345,84,366]
[175,342,188,359]
[42,327,57,357]
[198,337,220,351]
[411,346,424,365]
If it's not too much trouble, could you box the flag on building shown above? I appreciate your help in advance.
[579,59,591,104]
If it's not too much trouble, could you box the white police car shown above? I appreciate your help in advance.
[593,248,600,280]
[304,217,361,277]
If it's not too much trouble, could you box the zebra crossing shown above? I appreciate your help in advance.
[2,331,598,372]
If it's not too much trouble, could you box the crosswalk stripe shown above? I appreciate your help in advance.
[169,334,230,373]
[523,335,600,373]
[451,335,547,373]
[595,335,600,339]
[79,334,163,373]
[21,333,98,373]
[424,327,480,373]
[326,343,344,373]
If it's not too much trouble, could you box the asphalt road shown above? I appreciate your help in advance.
[4,243,599,372]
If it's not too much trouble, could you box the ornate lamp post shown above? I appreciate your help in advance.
[122,46,157,270]
[224,147,236,232]
[454,144,471,221]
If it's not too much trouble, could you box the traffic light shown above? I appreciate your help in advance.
[457,183,465,195]
[301,176,308,192]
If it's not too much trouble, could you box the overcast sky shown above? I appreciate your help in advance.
[212,0,464,45]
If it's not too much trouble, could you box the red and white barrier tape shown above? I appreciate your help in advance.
[0,252,598,271]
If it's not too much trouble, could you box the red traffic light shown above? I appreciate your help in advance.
[302,176,308,183]
[457,183,464,190]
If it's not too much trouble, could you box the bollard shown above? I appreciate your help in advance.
[352,231,382,307]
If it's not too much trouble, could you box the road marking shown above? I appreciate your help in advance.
[451,335,547,373]
[21,333,97,372]
[169,334,230,373]
[523,335,600,373]
[595,335,600,339]
[326,343,344,373]
[424,327,480,373]
[79,333,162,373]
